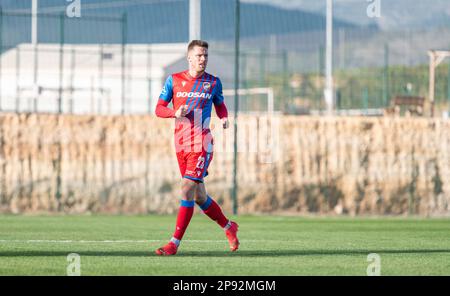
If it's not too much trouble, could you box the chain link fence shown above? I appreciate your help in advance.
[0,0,449,115]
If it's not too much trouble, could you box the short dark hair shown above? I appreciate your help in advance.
[188,40,209,52]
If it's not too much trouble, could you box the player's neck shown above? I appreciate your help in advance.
[188,69,205,79]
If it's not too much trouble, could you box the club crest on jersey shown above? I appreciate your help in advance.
[182,81,186,87]
[203,82,211,91]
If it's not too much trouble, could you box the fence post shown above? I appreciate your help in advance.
[127,46,132,113]
[383,43,389,107]
[147,44,152,114]
[318,45,325,109]
[282,50,289,108]
[69,47,75,113]
[58,13,65,114]
[362,87,369,115]
[447,63,450,110]
[15,46,20,112]
[55,13,65,210]
[259,48,266,87]
[121,13,127,115]
[241,51,247,111]
[33,40,39,112]
[98,44,104,114]
[336,89,341,110]
[232,0,240,216]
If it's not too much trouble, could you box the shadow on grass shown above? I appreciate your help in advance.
[1,249,450,257]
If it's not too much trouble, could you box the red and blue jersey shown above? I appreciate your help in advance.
[155,70,229,180]
[160,70,224,122]
[158,70,225,151]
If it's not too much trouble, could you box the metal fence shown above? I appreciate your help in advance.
[0,1,449,115]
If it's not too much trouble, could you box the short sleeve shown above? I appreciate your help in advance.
[213,78,224,106]
[159,75,173,102]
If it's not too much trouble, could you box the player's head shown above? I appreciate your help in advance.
[187,40,208,74]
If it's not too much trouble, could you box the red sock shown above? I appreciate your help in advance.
[201,196,229,228]
[173,200,195,240]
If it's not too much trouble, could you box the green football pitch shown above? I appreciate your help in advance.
[0,215,449,275]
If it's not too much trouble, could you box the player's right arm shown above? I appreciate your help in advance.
[155,75,175,118]
[155,75,188,118]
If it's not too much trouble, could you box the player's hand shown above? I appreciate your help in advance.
[175,105,188,118]
[221,118,229,129]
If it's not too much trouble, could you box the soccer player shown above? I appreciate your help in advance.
[154,40,239,256]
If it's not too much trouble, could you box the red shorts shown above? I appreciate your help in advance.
[176,143,214,183]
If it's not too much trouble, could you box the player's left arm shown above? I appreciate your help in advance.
[213,78,229,129]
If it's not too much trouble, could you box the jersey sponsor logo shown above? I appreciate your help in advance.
[176,92,212,99]
[203,82,211,91]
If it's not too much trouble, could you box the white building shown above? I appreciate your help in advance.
[0,43,187,114]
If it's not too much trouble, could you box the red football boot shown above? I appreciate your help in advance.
[155,241,178,256]
[225,221,240,252]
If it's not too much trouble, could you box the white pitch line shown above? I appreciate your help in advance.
[0,240,155,243]
[0,239,267,244]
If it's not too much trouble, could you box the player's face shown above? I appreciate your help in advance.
[188,46,208,74]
